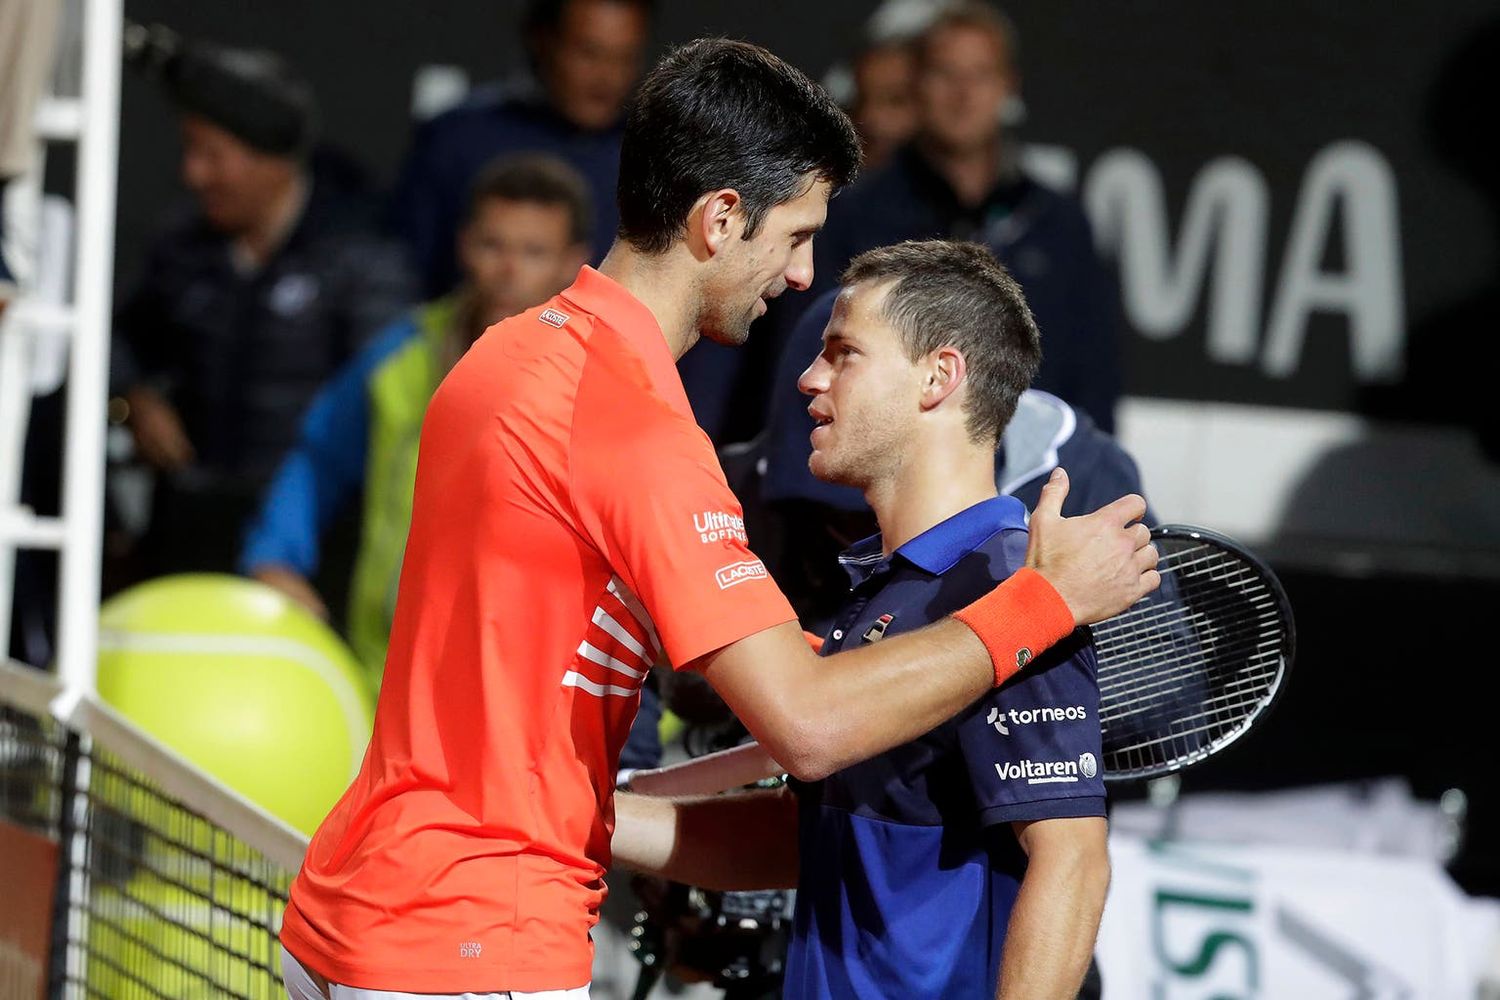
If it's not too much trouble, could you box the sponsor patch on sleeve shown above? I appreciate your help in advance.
[715,559,769,590]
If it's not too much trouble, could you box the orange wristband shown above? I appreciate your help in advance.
[951,567,1075,687]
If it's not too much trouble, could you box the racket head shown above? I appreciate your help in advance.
[1094,524,1295,783]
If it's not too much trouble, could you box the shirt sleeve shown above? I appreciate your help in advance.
[957,629,1107,827]
[570,375,797,670]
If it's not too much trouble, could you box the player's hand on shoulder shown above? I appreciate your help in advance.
[1025,468,1160,626]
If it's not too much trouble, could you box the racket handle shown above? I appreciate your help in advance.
[626,742,782,796]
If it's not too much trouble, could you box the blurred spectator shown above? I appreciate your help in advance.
[809,2,1124,432]
[112,32,416,576]
[824,0,936,171]
[846,35,919,172]
[726,286,1148,630]
[390,0,651,296]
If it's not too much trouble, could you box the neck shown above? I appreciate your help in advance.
[865,432,998,557]
[239,171,306,266]
[918,135,1002,208]
[597,241,702,359]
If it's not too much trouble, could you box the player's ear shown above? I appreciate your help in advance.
[920,345,966,412]
[693,188,743,258]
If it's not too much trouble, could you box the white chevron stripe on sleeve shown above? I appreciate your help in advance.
[591,606,648,659]
[576,641,646,681]
[562,670,638,698]
[607,576,664,661]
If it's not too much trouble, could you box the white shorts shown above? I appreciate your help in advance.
[280,945,590,1000]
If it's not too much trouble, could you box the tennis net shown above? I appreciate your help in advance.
[0,659,307,999]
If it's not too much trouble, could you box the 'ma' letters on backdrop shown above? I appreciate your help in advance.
[1037,140,1404,396]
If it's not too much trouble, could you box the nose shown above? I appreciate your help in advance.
[785,241,815,292]
[797,355,829,397]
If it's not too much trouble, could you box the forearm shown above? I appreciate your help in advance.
[774,619,994,780]
[996,839,1109,999]
[703,571,1074,782]
[611,787,799,891]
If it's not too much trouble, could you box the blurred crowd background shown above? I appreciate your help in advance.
[4,0,1500,993]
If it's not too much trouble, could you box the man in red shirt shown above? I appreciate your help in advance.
[281,38,1156,999]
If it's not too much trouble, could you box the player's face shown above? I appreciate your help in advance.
[541,0,648,131]
[179,116,295,236]
[916,24,1015,155]
[798,281,923,491]
[699,178,830,348]
[460,198,588,327]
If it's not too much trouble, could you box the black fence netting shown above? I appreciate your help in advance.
[1,701,294,999]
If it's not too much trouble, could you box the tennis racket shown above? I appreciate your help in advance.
[628,523,1294,793]
[1093,523,1293,781]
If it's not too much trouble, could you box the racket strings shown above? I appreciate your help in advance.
[1107,683,1278,746]
[1094,536,1289,779]
[1100,645,1278,721]
[1095,602,1279,690]
[1091,571,1278,646]
[1096,599,1279,705]
[1097,608,1280,700]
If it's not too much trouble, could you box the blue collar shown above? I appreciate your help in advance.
[838,496,1029,586]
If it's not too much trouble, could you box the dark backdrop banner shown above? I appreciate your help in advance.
[112,0,1496,431]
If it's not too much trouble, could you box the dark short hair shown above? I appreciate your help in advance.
[466,154,593,246]
[842,240,1041,443]
[617,38,862,254]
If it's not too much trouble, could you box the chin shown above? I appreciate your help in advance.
[808,453,854,488]
[699,317,754,348]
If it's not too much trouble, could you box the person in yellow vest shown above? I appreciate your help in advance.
[240,154,590,684]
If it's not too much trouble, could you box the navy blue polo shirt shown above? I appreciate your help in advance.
[783,496,1105,1000]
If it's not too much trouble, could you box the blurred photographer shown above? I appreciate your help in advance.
[113,26,415,574]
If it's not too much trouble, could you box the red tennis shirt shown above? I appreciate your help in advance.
[281,267,797,992]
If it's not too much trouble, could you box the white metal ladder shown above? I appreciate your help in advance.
[0,0,122,696]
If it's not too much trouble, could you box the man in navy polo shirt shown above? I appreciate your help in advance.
[614,239,1109,999]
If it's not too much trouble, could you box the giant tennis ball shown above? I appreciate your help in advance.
[95,574,374,836]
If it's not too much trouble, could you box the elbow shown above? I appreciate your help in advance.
[762,715,841,784]
[781,750,836,784]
